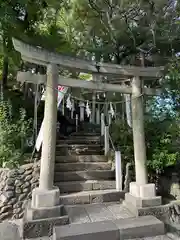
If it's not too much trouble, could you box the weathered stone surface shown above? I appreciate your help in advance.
[24,169,33,176]
[19,193,28,201]
[16,188,22,194]
[0,161,40,221]
[0,222,21,240]
[23,215,69,238]
[0,205,12,214]
[24,175,32,181]
[54,220,119,240]
[15,179,23,187]
[6,178,14,186]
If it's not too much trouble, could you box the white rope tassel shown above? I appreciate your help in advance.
[125,94,132,128]
[109,102,115,118]
[86,101,91,117]
[66,94,72,110]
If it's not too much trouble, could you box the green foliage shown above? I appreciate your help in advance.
[110,120,134,166]
[110,117,180,173]
[145,118,180,172]
[0,96,32,168]
[67,0,180,64]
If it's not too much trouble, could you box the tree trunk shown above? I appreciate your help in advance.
[2,56,9,88]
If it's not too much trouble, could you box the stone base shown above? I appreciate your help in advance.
[32,186,60,208]
[25,202,64,220]
[130,182,157,198]
[124,182,162,216]
[22,186,69,238]
[125,193,162,208]
[53,216,165,240]
[23,215,69,239]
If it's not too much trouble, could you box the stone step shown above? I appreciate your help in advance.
[71,132,100,137]
[56,148,104,156]
[57,139,101,144]
[60,189,125,205]
[53,215,165,240]
[65,135,100,140]
[55,180,116,193]
[23,215,69,239]
[54,170,115,182]
[56,144,102,150]
[55,162,112,172]
[55,155,108,163]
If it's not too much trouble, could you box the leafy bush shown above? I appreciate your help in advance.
[110,120,134,166]
[0,98,32,168]
[110,118,180,174]
[145,119,180,173]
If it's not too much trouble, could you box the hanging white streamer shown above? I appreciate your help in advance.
[109,102,115,118]
[125,94,132,128]
[86,101,91,117]
[72,99,75,111]
[66,95,72,110]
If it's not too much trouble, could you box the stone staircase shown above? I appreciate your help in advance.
[54,131,125,205]
[23,125,166,239]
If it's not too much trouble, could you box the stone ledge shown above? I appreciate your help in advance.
[60,190,125,205]
[32,187,60,208]
[123,199,170,221]
[125,193,162,208]
[53,215,164,240]
[25,204,64,220]
[23,215,69,239]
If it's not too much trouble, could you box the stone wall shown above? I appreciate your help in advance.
[158,172,180,200]
[0,162,40,221]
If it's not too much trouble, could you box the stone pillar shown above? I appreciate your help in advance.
[92,92,96,123]
[31,64,60,210]
[96,104,100,124]
[108,113,112,126]
[125,76,162,212]
[104,125,109,156]
[101,113,105,136]
[131,76,147,185]
[79,101,85,121]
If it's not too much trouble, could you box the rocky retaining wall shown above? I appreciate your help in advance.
[0,162,40,221]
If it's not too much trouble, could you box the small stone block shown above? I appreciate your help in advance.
[90,190,125,203]
[60,193,90,205]
[32,187,60,208]
[115,215,165,239]
[125,193,162,208]
[53,221,119,240]
[26,204,63,220]
[139,183,156,198]
[23,215,69,239]
[0,222,21,240]
[130,182,140,197]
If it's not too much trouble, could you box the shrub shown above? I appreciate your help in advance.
[110,118,180,174]
[0,98,32,168]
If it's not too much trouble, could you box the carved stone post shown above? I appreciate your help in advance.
[131,76,147,185]
[101,113,105,136]
[79,101,85,121]
[92,92,96,123]
[104,126,109,156]
[125,76,162,210]
[96,104,100,124]
[32,64,60,209]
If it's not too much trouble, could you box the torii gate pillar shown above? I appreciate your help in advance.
[125,76,162,213]
[132,76,148,185]
[31,64,60,210]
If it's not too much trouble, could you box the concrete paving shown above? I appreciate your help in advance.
[6,203,176,240]
[24,236,172,240]
[65,202,134,224]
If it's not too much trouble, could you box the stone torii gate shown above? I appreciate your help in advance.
[13,38,163,218]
